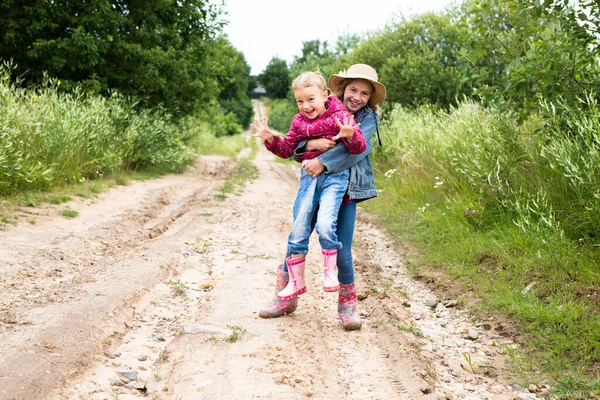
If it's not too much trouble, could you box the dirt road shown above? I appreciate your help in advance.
[0,102,538,400]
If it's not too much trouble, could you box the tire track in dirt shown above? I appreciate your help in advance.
[55,138,433,399]
[0,156,236,400]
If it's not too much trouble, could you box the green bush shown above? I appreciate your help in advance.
[220,98,253,129]
[0,64,213,195]
[266,98,297,134]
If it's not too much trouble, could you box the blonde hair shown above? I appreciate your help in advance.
[331,78,380,113]
[292,71,328,93]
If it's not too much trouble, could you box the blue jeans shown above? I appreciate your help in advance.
[283,172,356,285]
[287,168,349,254]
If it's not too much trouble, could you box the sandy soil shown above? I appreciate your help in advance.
[0,101,527,400]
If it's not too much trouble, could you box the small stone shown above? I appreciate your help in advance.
[116,371,138,381]
[444,299,458,307]
[103,349,115,359]
[465,328,479,340]
[110,379,124,387]
[529,384,540,393]
[460,361,478,374]
[425,299,438,308]
[516,393,537,400]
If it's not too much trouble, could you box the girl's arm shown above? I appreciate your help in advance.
[252,116,299,159]
[317,111,377,174]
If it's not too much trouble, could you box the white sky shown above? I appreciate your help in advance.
[223,0,458,75]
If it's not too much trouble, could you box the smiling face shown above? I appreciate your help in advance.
[294,85,328,120]
[342,79,373,114]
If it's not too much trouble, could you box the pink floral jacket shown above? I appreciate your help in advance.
[265,96,366,160]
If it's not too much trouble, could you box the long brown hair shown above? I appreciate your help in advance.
[330,78,380,113]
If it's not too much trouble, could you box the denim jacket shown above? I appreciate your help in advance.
[294,106,380,203]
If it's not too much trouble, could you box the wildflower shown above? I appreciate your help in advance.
[174,138,179,143]
[57,80,62,86]
[384,169,396,180]
[32,95,39,101]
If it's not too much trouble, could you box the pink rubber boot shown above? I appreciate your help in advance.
[322,249,340,292]
[277,255,307,300]
[258,264,298,318]
[338,282,362,330]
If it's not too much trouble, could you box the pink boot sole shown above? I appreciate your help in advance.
[277,286,306,301]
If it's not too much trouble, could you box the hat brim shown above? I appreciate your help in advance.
[328,74,386,105]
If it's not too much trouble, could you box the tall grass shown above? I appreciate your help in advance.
[367,99,600,396]
[0,63,219,196]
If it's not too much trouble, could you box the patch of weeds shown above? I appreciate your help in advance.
[462,352,477,372]
[157,349,170,362]
[213,190,227,201]
[391,319,423,337]
[216,159,259,200]
[61,208,79,218]
[369,282,380,294]
[28,219,36,224]
[225,325,246,343]
[153,373,162,381]
[167,279,188,295]
[0,214,18,225]
[200,212,213,217]
[114,173,130,186]
[191,238,211,254]
[46,194,72,204]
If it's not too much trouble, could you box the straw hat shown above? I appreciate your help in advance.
[328,64,386,105]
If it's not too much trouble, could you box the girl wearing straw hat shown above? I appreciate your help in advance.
[252,71,366,301]
[259,64,386,331]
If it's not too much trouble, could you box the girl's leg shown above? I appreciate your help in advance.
[336,200,356,285]
[258,263,298,318]
[315,171,349,292]
[283,211,317,273]
[335,200,362,330]
[278,171,319,300]
[287,171,319,255]
[314,171,348,250]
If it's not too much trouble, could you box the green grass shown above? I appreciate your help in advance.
[214,156,259,201]
[225,325,246,343]
[46,194,72,204]
[362,100,600,399]
[60,208,78,218]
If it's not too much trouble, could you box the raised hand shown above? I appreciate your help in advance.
[251,117,276,143]
[332,114,360,141]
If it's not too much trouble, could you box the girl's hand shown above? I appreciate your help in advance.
[303,158,325,177]
[305,138,336,152]
[251,117,276,143]
[332,115,360,141]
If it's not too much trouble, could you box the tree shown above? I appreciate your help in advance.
[259,57,290,99]
[461,0,600,120]
[217,38,253,128]
[347,11,473,110]
[0,0,228,117]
